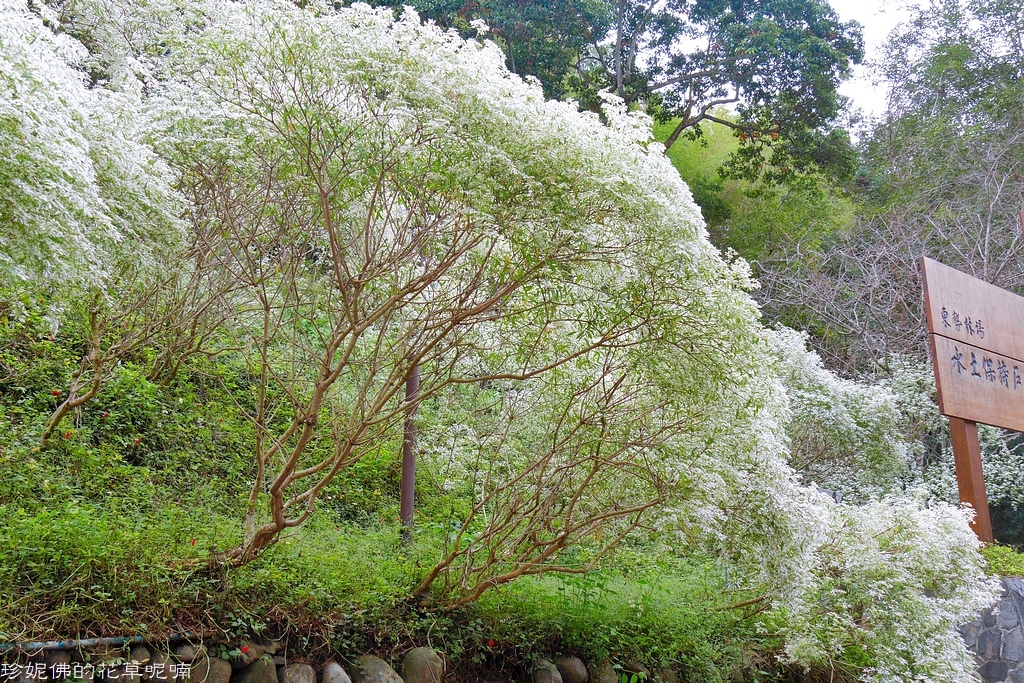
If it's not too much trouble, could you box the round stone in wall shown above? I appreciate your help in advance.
[323,661,352,683]
[190,657,232,683]
[279,663,316,683]
[352,655,402,683]
[533,660,562,683]
[553,657,587,683]
[401,648,443,683]
[235,659,278,683]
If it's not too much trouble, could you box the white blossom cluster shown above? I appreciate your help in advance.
[769,327,916,500]
[779,496,1000,682]
[0,0,181,287]
[885,357,1024,513]
[777,339,1024,522]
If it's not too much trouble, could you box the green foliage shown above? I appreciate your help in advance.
[653,117,737,225]
[369,0,613,101]
[0,301,772,676]
[0,501,232,639]
[722,126,859,188]
[652,114,855,296]
[477,552,765,680]
[982,545,1024,577]
[991,502,1024,551]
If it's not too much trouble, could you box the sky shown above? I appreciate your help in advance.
[828,0,916,120]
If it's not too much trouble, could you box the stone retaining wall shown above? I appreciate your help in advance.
[963,578,1024,682]
[7,588,1024,683]
[0,643,444,683]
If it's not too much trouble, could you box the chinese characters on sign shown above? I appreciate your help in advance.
[940,307,986,339]
[949,345,1023,390]
[0,663,190,682]
[927,335,1024,434]
[923,257,1024,434]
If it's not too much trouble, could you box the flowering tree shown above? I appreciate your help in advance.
[780,497,999,683]
[137,0,784,568]
[377,0,864,184]
[1,0,218,446]
[770,327,912,500]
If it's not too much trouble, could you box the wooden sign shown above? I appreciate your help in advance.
[929,335,1024,432]
[921,257,1024,542]
[922,257,1024,428]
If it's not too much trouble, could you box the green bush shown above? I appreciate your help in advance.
[982,544,1024,577]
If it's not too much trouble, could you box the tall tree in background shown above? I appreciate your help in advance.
[755,0,1024,376]
[370,0,863,184]
[477,0,615,101]
[589,0,862,181]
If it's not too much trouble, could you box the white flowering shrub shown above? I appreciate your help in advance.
[886,356,1024,541]
[770,332,1024,537]
[748,340,1004,679]
[0,0,180,287]
[759,334,1006,679]
[769,328,917,501]
[120,0,796,567]
[778,497,1000,683]
[46,0,220,92]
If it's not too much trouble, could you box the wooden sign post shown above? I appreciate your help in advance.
[921,257,1024,542]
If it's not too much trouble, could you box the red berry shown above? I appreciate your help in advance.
[241,646,249,654]
[51,390,62,396]
[487,639,495,647]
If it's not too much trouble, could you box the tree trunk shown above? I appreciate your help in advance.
[41,307,104,446]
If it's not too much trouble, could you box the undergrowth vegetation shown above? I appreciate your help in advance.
[982,545,1024,578]
[0,329,768,679]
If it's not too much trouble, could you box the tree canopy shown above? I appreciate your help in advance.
[372,0,864,184]
[0,0,181,288]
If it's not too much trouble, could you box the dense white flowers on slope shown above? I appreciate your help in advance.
[766,333,1007,680]
[770,327,914,500]
[3,0,1001,678]
[0,0,180,287]
[781,497,999,682]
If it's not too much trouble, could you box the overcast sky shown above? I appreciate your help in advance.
[829,0,915,120]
